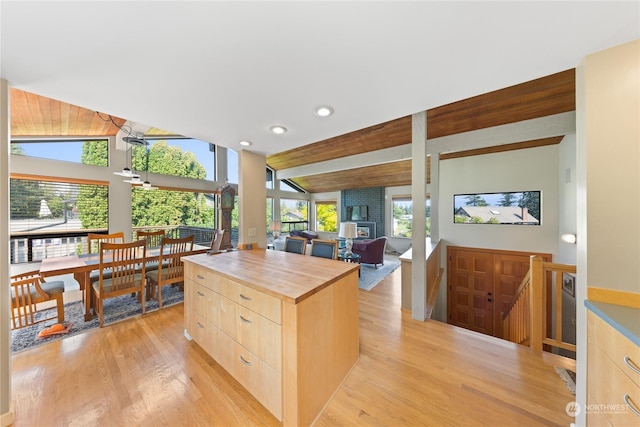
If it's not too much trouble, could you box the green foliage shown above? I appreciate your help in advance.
[471,216,484,223]
[498,193,516,206]
[10,179,41,218]
[81,140,108,166]
[10,143,25,155]
[465,195,487,206]
[454,215,468,223]
[78,185,108,228]
[316,203,337,232]
[487,217,499,224]
[519,191,541,221]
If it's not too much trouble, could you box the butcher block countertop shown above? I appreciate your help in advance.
[182,249,360,304]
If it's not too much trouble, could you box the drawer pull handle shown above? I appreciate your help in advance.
[197,274,205,280]
[196,322,204,329]
[240,315,252,323]
[624,394,640,417]
[197,291,205,297]
[240,293,252,301]
[624,356,640,375]
[240,355,252,366]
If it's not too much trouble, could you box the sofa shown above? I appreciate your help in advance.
[352,236,387,269]
[289,229,318,243]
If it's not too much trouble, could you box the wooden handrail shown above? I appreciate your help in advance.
[502,255,576,354]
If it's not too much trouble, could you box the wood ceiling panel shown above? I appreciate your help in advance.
[426,69,575,140]
[292,157,430,194]
[267,116,412,170]
[10,89,125,137]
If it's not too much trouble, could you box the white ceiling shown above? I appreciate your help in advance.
[1,1,638,156]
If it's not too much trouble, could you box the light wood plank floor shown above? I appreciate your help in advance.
[11,268,576,426]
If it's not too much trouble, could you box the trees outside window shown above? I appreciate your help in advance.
[316,201,337,232]
[392,197,430,238]
[280,199,308,232]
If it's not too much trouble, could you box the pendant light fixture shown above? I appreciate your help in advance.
[113,142,140,179]
[140,146,157,191]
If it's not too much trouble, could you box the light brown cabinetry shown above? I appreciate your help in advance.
[183,250,360,426]
[587,308,640,426]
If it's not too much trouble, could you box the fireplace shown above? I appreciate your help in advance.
[355,221,376,240]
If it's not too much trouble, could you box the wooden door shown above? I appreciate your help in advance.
[448,246,552,339]
[448,248,494,335]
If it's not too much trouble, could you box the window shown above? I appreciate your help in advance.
[280,199,308,232]
[10,176,109,262]
[266,167,274,189]
[315,201,337,232]
[392,196,430,238]
[227,148,239,184]
[131,187,217,246]
[11,139,109,166]
[131,138,213,181]
[266,197,274,234]
[280,179,306,193]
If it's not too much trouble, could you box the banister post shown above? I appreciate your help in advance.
[529,255,544,351]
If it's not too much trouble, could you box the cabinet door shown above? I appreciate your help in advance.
[234,342,282,420]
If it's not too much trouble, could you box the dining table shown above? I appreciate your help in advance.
[39,244,210,321]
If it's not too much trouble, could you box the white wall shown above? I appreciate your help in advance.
[238,150,267,248]
[435,144,561,320]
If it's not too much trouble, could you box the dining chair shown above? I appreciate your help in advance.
[145,235,194,308]
[284,236,307,255]
[87,231,126,287]
[310,239,339,260]
[10,270,65,330]
[92,239,147,327]
[137,229,165,248]
[137,229,166,273]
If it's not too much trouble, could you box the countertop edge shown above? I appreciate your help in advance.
[585,300,640,347]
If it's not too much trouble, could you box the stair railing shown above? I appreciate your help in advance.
[502,255,577,353]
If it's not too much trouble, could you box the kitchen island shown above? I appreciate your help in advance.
[181,249,360,426]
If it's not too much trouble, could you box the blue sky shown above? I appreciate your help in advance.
[16,138,239,182]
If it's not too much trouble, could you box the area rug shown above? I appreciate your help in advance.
[554,366,576,395]
[10,285,184,354]
[358,258,400,291]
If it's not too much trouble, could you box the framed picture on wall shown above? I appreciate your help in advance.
[562,272,575,297]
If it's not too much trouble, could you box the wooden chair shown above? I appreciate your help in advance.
[284,236,307,255]
[10,270,65,330]
[137,229,165,248]
[146,235,194,308]
[137,229,166,273]
[87,232,125,286]
[310,239,339,260]
[92,240,147,327]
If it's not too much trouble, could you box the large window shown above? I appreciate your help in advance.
[10,176,109,262]
[315,201,337,232]
[130,139,212,181]
[280,199,308,232]
[11,139,109,166]
[131,187,217,245]
[392,196,431,238]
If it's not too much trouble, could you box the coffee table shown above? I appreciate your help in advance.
[338,252,361,277]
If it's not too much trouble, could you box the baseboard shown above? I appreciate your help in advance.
[1,405,15,427]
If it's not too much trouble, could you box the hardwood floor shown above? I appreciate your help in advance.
[10,268,576,426]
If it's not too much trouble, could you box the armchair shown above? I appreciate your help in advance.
[352,236,388,269]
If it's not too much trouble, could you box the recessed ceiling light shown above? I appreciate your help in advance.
[270,125,287,135]
[239,140,252,146]
[315,106,334,117]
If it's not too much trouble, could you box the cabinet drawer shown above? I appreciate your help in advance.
[588,311,640,387]
[235,283,282,324]
[588,338,640,425]
[193,282,219,327]
[186,264,221,290]
[237,305,282,372]
[235,342,282,421]
[187,310,213,355]
[212,328,236,378]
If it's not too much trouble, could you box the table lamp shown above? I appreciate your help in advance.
[270,220,282,241]
[339,222,357,256]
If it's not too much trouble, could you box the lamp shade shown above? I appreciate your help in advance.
[339,222,357,239]
[270,220,281,232]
